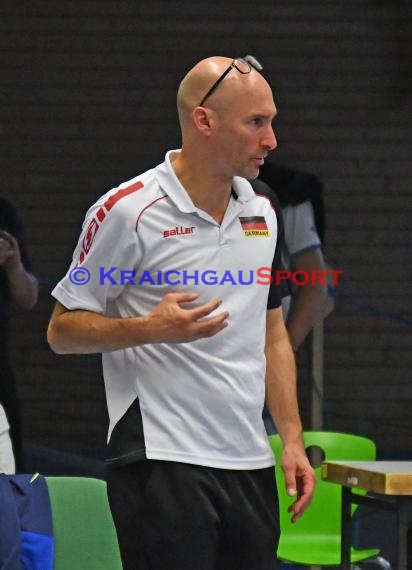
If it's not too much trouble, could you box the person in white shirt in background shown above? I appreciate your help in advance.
[254,163,327,434]
[258,161,326,348]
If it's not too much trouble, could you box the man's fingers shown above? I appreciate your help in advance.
[0,230,16,246]
[167,292,199,304]
[288,493,311,523]
[188,298,223,320]
[193,311,229,337]
[286,473,316,523]
[162,292,224,322]
[283,468,297,499]
[149,293,229,343]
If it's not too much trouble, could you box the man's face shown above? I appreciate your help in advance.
[211,81,278,180]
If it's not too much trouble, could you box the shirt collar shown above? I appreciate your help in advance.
[155,149,255,213]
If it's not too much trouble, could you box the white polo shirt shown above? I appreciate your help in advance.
[52,150,284,470]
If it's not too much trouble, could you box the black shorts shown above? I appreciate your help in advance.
[107,459,280,570]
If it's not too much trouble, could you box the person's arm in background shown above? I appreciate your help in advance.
[0,229,38,310]
[265,306,316,521]
[286,247,326,351]
[282,200,326,351]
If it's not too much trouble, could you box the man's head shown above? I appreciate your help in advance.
[176,55,277,180]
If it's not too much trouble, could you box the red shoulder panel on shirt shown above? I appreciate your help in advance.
[104,181,144,212]
[76,180,144,265]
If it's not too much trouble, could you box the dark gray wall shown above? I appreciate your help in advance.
[2,1,411,458]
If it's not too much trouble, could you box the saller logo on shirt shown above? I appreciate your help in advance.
[163,226,196,238]
[239,216,270,237]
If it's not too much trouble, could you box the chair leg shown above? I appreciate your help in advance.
[359,556,392,569]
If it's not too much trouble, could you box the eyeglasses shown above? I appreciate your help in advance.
[198,55,263,107]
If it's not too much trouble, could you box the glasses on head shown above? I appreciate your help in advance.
[198,55,263,107]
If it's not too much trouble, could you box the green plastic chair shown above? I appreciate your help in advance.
[269,431,391,568]
[46,476,123,570]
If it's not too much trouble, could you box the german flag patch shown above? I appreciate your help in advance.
[239,216,270,237]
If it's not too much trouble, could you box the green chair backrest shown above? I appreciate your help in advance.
[46,476,123,570]
[269,431,376,547]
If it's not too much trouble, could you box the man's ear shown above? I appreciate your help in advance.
[192,107,215,135]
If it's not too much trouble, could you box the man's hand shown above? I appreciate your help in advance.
[281,442,316,523]
[148,292,229,343]
[48,293,229,354]
[0,229,38,309]
[0,230,22,272]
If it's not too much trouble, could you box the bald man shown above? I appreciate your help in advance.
[48,56,315,570]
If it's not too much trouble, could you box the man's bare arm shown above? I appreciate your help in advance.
[265,307,316,521]
[47,293,229,354]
